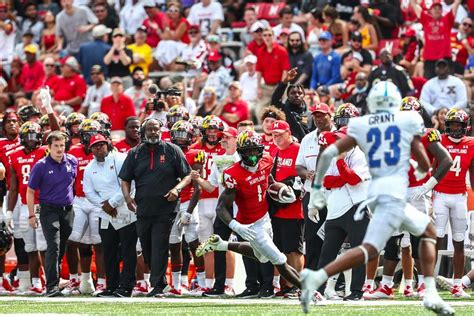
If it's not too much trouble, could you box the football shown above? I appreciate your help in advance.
[267,182,292,202]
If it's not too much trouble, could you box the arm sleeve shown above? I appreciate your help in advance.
[336,159,362,185]
[83,167,103,207]
[323,175,346,188]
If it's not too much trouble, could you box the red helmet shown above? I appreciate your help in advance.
[189,115,204,136]
[236,130,264,167]
[334,103,359,128]
[65,112,86,137]
[90,112,112,137]
[400,96,422,113]
[166,106,190,129]
[19,121,42,150]
[445,108,469,138]
[201,115,224,145]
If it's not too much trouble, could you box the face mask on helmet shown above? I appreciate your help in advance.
[238,146,264,167]
[203,129,222,146]
[21,132,42,150]
[445,121,467,138]
[167,115,183,129]
[334,116,349,129]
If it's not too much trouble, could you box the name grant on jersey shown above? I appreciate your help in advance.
[368,113,395,125]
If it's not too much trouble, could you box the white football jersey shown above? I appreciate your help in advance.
[347,111,424,200]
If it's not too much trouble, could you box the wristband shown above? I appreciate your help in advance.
[424,176,438,190]
[229,220,238,230]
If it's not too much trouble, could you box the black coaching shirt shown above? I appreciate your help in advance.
[119,141,191,218]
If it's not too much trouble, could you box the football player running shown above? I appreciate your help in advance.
[196,131,301,293]
[301,81,454,315]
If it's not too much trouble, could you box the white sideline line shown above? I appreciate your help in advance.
[1,297,474,306]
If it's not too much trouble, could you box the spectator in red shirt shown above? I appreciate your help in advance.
[19,44,44,97]
[142,0,169,48]
[256,27,290,115]
[451,17,474,75]
[42,56,59,92]
[409,0,461,79]
[100,76,136,132]
[216,81,249,129]
[52,56,87,112]
[246,21,265,56]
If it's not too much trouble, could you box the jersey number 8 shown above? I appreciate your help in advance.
[367,126,401,168]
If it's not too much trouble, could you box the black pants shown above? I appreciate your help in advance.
[317,204,369,294]
[136,214,174,289]
[213,217,232,291]
[237,235,274,291]
[302,193,327,270]
[99,219,138,291]
[39,205,73,290]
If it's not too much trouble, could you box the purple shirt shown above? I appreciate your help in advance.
[28,154,78,206]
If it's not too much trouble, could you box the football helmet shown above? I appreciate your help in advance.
[65,112,86,138]
[190,115,204,136]
[39,114,49,129]
[19,121,42,150]
[171,120,194,148]
[201,115,224,146]
[236,130,264,167]
[18,104,41,123]
[0,223,13,256]
[334,103,359,128]
[166,106,190,129]
[90,112,112,137]
[79,119,102,147]
[400,96,422,113]
[367,81,402,114]
[445,108,469,139]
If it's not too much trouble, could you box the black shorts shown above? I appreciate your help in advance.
[271,217,304,254]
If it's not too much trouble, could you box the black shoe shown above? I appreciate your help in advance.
[258,288,275,298]
[46,287,63,297]
[236,288,259,299]
[344,291,364,301]
[202,288,224,297]
[284,287,299,299]
[146,287,164,298]
[96,289,116,297]
[114,288,132,298]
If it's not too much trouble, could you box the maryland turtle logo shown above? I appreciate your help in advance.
[427,129,441,143]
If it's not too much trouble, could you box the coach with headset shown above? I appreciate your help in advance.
[119,118,191,297]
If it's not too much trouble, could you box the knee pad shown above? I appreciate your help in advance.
[400,233,411,248]
[384,235,402,262]
[14,238,29,265]
[79,244,93,257]
[452,233,465,243]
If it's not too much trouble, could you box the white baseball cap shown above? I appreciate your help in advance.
[92,24,112,38]
[244,54,257,64]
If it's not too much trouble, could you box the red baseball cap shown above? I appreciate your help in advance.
[270,120,290,134]
[403,28,416,38]
[189,24,200,31]
[429,0,442,10]
[310,103,331,114]
[208,50,222,62]
[222,127,238,137]
[89,134,108,147]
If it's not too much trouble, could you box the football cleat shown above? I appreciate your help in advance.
[363,284,394,300]
[417,283,426,300]
[423,292,455,315]
[436,276,454,291]
[79,278,95,294]
[224,285,235,296]
[300,269,326,313]
[362,283,372,293]
[324,288,342,300]
[29,285,44,295]
[196,235,222,257]
[93,283,107,297]
[2,277,14,293]
[403,285,416,298]
[165,287,182,297]
[61,279,81,295]
[188,286,211,297]
[312,291,326,303]
[451,285,471,299]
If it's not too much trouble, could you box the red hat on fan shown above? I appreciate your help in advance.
[208,50,222,62]
[429,0,442,10]
[270,120,291,134]
[310,103,331,114]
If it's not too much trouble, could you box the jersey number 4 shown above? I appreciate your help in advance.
[450,155,461,177]
[367,126,401,168]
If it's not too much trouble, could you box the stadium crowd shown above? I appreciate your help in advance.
[0,0,473,304]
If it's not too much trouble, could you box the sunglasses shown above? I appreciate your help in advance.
[463,23,472,27]
[189,31,198,35]
[45,64,55,67]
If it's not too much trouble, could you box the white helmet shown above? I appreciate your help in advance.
[367,81,402,114]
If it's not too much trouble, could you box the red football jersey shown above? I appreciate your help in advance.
[190,142,225,199]
[161,128,171,143]
[69,144,94,197]
[0,137,21,189]
[408,128,439,187]
[273,143,303,219]
[435,136,474,194]
[114,139,136,153]
[181,148,205,203]
[9,146,47,204]
[223,155,273,224]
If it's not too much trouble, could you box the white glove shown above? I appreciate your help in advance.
[5,210,13,229]
[278,185,296,204]
[177,212,192,227]
[39,86,53,114]
[411,177,438,200]
[409,159,428,181]
[308,187,326,223]
[229,220,256,242]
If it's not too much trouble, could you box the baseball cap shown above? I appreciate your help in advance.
[24,44,37,54]
[92,24,112,38]
[436,58,450,67]
[317,85,330,96]
[0,3,6,9]
[208,50,222,62]
[319,31,333,41]
[189,24,200,31]
[310,103,331,114]
[244,54,257,64]
[270,120,290,134]
[280,28,290,35]
[91,64,103,74]
[229,81,241,90]
[110,76,123,84]
[112,28,125,37]
[403,28,416,38]
[250,21,265,33]
[143,0,156,8]
[429,0,442,10]
[223,127,238,137]
[207,34,221,43]
[61,56,80,72]
[137,25,147,33]
[351,31,363,42]
[89,134,109,147]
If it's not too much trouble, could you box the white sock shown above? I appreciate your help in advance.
[81,272,91,281]
[365,279,374,288]
[216,241,228,251]
[273,275,280,288]
[311,269,329,285]
[453,278,462,286]
[70,273,79,281]
[32,277,41,288]
[405,279,413,288]
[144,273,150,283]
[205,278,214,289]
[381,275,393,288]
[172,272,181,289]
[97,278,106,286]
[181,275,189,287]
[326,273,338,292]
[424,276,437,294]
[418,275,424,286]
[225,278,234,287]
[343,270,352,295]
[196,272,206,288]
[18,271,31,290]
[462,275,472,288]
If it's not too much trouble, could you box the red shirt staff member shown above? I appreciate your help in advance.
[100,77,136,134]
[27,131,78,297]
[51,56,87,112]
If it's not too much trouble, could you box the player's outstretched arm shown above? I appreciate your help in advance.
[411,136,430,172]
[216,188,236,226]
